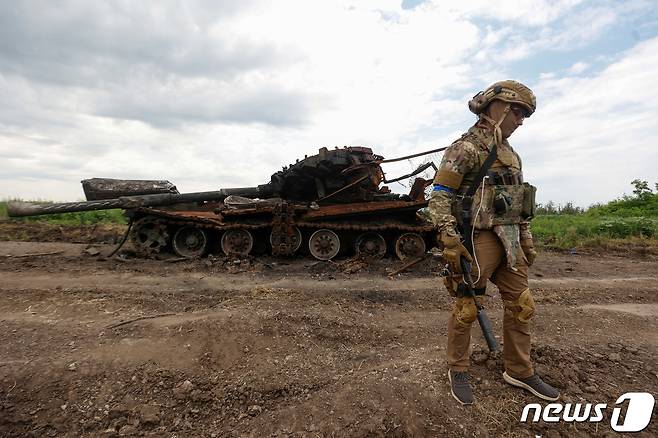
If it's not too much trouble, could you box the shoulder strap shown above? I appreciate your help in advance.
[461,142,497,254]
[465,143,497,197]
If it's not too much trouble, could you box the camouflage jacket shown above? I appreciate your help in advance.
[428,125,532,242]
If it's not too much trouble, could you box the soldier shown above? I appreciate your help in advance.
[429,80,559,405]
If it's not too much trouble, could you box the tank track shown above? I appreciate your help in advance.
[127,203,435,261]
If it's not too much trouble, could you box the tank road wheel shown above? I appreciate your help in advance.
[354,233,386,260]
[308,229,340,261]
[394,232,426,261]
[172,226,208,258]
[221,229,254,256]
[129,217,169,257]
[269,226,303,256]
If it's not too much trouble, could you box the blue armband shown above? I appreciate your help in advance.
[433,184,454,193]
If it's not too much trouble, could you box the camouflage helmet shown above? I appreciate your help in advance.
[468,80,536,117]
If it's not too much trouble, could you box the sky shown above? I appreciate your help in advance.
[1,0,657,207]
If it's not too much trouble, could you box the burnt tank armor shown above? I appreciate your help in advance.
[8,146,440,261]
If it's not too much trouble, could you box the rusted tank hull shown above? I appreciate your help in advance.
[126,199,435,261]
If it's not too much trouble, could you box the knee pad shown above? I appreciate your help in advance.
[504,288,535,324]
[453,296,478,326]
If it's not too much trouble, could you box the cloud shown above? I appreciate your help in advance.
[493,7,617,62]
[92,79,318,128]
[515,36,658,205]
[568,62,589,74]
[0,1,310,128]
[438,0,585,27]
[1,0,657,207]
[472,1,652,63]
[0,1,274,85]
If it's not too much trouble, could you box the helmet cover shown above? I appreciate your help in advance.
[468,80,536,116]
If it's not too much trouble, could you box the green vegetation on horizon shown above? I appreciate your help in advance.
[531,180,658,249]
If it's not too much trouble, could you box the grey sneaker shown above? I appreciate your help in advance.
[448,370,474,405]
[503,371,560,401]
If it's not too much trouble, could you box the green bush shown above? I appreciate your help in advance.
[531,215,657,248]
[588,194,658,217]
[588,180,658,217]
[596,217,655,238]
[531,180,658,248]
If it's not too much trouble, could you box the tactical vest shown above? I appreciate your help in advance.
[450,128,536,230]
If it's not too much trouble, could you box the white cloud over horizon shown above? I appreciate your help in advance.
[1,0,657,207]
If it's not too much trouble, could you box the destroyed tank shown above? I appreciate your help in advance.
[8,146,441,261]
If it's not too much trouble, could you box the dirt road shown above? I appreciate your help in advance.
[0,238,656,437]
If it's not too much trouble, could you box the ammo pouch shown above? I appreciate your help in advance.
[521,182,537,219]
[462,183,536,229]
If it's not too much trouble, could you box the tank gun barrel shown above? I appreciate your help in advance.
[6,186,271,218]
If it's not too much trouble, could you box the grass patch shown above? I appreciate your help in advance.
[531,215,657,249]
[0,200,127,225]
[532,186,658,249]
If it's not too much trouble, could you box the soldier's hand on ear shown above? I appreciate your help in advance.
[439,229,472,273]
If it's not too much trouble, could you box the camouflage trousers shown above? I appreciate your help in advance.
[447,230,534,378]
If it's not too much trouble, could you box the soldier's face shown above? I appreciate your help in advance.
[500,106,525,138]
[487,101,525,138]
